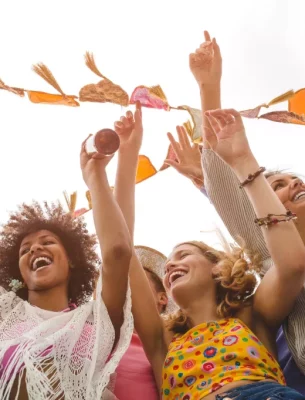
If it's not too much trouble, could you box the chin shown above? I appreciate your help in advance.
[32,277,60,290]
[170,281,190,304]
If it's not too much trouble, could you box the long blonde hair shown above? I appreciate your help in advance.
[166,241,261,334]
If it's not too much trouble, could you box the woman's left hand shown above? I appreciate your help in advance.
[204,109,253,169]
[80,137,113,189]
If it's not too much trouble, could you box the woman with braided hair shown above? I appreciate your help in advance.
[0,136,134,399]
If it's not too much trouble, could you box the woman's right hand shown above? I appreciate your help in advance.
[204,109,254,169]
[189,30,222,86]
[114,102,143,155]
[166,126,204,188]
[80,137,113,189]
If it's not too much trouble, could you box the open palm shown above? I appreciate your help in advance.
[204,109,253,168]
[166,126,204,187]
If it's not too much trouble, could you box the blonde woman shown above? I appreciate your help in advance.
[115,103,305,398]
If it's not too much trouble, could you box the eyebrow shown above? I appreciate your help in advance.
[271,176,299,186]
[20,235,55,248]
[165,249,191,265]
[270,179,284,185]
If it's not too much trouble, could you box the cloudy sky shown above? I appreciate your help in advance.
[0,0,304,255]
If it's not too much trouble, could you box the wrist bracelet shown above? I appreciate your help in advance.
[239,167,266,189]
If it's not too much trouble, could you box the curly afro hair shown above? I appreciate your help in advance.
[0,201,100,305]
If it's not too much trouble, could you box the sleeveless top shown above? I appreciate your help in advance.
[161,318,286,399]
[0,304,77,382]
[114,333,159,399]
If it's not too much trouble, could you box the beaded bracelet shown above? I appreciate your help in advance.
[239,167,266,189]
[254,210,297,228]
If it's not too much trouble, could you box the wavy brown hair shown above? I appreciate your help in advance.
[166,241,261,334]
[0,201,100,305]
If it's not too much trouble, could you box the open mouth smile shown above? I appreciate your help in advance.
[31,256,53,272]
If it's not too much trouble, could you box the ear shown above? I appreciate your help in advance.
[157,292,168,307]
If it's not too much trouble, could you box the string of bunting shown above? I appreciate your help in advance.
[2,53,305,215]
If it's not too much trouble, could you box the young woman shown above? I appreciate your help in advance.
[115,101,305,398]
[0,137,133,399]
[187,30,305,393]
[113,245,168,400]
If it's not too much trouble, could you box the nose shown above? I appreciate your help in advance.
[290,177,304,189]
[165,260,178,274]
[30,243,44,254]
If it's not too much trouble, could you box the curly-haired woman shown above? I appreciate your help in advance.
[115,103,305,398]
[0,136,133,399]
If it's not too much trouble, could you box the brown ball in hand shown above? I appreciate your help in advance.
[93,129,120,156]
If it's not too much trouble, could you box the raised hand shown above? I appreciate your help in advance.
[165,126,204,188]
[114,102,143,154]
[204,109,253,168]
[80,136,113,188]
[189,31,222,86]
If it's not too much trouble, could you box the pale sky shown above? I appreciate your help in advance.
[0,0,304,256]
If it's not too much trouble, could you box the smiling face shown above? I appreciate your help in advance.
[19,229,70,293]
[164,243,217,306]
[267,173,305,216]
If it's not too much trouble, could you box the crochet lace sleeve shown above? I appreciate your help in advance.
[201,148,271,264]
[94,277,133,398]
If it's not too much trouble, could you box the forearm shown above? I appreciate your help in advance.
[114,149,138,239]
[199,83,221,128]
[202,149,271,262]
[90,172,132,265]
[114,151,165,358]
[233,156,305,273]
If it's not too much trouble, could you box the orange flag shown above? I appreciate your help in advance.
[288,89,305,125]
[29,63,79,106]
[135,144,178,183]
[136,155,158,183]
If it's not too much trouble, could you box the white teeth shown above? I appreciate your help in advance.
[169,270,187,285]
[32,257,52,271]
[294,191,305,202]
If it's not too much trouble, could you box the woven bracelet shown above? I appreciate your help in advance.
[239,167,266,189]
[254,210,297,228]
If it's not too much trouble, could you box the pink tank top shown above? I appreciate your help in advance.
[114,333,159,399]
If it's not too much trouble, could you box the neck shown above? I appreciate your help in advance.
[28,286,69,311]
[181,295,219,328]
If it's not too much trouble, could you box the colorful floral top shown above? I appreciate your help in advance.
[161,318,286,399]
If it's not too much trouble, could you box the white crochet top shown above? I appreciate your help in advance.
[0,276,133,399]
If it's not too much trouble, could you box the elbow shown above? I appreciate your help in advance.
[102,240,132,269]
[290,252,305,278]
